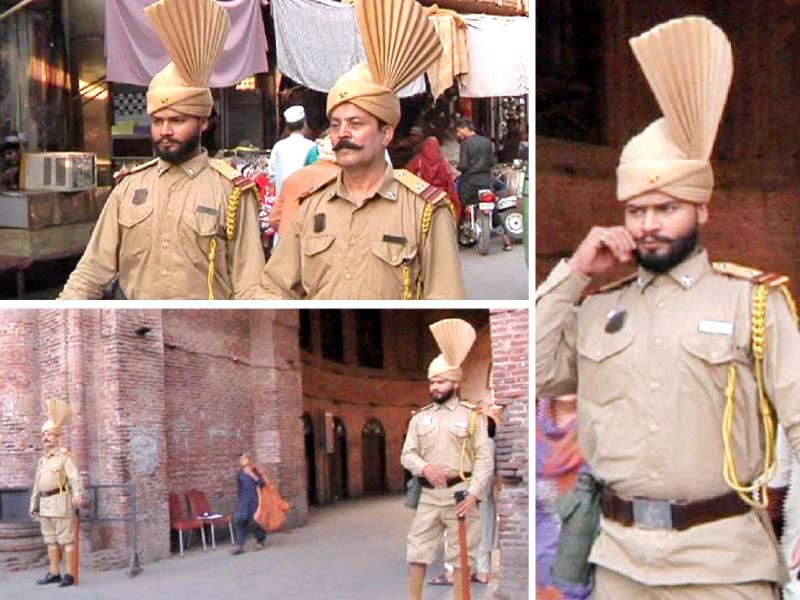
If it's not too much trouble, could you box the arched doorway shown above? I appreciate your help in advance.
[361,418,387,495]
[303,413,317,506]
[329,417,349,501]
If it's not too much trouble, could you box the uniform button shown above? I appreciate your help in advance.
[656,301,666,310]
[649,471,659,480]
[344,273,351,281]
[392,255,398,262]
[161,269,167,275]
[649,423,658,433]
[649,381,659,391]
[349,238,356,246]
[653,338,662,347]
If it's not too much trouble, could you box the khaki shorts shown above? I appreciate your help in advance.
[406,502,479,569]
[593,566,779,600]
[40,515,75,546]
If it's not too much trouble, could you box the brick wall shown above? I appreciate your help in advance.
[0,309,305,571]
[489,309,529,600]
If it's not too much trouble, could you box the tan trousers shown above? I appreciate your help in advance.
[593,566,779,600]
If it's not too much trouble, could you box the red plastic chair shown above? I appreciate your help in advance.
[168,493,206,557]
[186,489,234,548]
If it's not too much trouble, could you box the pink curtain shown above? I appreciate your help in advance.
[105,0,269,88]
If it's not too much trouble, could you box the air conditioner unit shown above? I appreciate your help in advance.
[19,152,97,192]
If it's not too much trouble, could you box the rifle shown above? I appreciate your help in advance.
[454,490,471,600]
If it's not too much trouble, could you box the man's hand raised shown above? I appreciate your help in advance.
[567,226,636,277]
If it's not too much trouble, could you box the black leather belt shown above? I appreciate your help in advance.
[39,489,62,498]
[420,473,471,489]
[601,488,750,531]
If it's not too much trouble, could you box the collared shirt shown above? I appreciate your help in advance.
[59,150,265,300]
[257,164,465,299]
[401,396,493,506]
[269,132,316,195]
[536,248,800,586]
[29,447,84,517]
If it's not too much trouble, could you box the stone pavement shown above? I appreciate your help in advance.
[460,237,528,300]
[1,495,495,600]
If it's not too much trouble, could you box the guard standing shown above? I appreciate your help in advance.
[59,0,264,300]
[257,0,465,300]
[29,399,85,588]
[401,319,493,600]
[537,16,800,598]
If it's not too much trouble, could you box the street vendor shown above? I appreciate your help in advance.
[59,0,264,300]
[29,399,85,588]
[257,0,465,300]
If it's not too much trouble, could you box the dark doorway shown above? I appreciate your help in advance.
[303,413,317,506]
[329,417,349,501]
[361,419,387,495]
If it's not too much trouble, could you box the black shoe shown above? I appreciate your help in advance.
[36,572,62,585]
[254,540,266,551]
[58,574,74,587]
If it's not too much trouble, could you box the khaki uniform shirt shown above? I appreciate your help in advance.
[401,396,493,507]
[536,249,800,586]
[59,151,265,300]
[257,165,466,299]
[29,447,84,518]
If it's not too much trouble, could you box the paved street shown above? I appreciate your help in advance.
[460,238,529,300]
[1,496,496,600]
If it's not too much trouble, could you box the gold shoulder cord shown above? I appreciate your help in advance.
[404,199,455,300]
[459,409,480,482]
[206,185,243,300]
[722,283,800,508]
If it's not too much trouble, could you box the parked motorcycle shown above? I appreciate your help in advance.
[458,188,496,256]
[493,160,527,242]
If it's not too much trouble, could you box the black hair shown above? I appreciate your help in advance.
[487,416,496,439]
[287,120,305,132]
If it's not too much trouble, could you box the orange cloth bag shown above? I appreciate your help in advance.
[253,470,290,532]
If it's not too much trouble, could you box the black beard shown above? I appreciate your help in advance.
[431,387,455,405]
[154,131,201,165]
[634,223,699,273]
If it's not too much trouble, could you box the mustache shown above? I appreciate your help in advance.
[333,139,363,151]
[636,234,674,244]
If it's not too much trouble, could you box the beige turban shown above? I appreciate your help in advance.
[144,0,231,117]
[616,16,733,203]
[326,0,442,127]
[41,399,72,434]
[427,319,476,382]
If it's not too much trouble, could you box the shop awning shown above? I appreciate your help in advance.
[105,0,269,88]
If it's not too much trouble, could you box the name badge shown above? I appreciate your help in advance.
[197,205,218,216]
[422,415,433,426]
[698,319,734,335]
[454,420,468,428]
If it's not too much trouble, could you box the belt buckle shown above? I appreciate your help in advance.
[631,498,673,529]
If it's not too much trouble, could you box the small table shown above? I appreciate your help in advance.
[197,513,225,549]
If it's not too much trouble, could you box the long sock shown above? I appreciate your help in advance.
[48,545,61,575]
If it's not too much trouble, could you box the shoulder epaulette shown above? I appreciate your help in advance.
[459,400,477,410]
[415,403,435,414]
[713,261,789,288]
[113,158,158,183]
[393,169,448,205]
[209,158,256,192]
[580,272,638,303]
[298,173,338,204]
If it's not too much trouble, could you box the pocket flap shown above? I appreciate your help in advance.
[181,210,218,237]
[118,203,153,228]
[369,240,418,267]
[680,333,735,364]
[577,330,635,363]
[301,234,335,257]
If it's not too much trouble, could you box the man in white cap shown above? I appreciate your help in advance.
[268,105,316,196]
[537,16,800,598]
[29,400,85,588]
[401,318,493,600]
[59,0,264,300]
[257,0,464,299]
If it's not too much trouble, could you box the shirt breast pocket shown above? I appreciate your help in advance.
[576,330,635,406]
[180,210,222,263]
[679,333,737,393]
[118,203,154,257]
